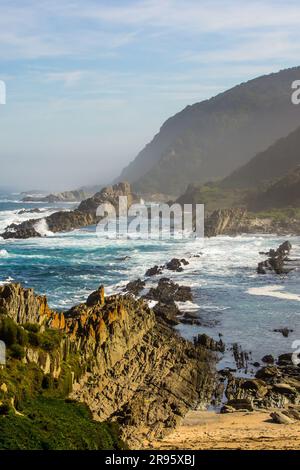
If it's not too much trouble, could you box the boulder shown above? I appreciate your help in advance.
[270,411,294,424]
[145,265,163,277]
[262,355,275,364]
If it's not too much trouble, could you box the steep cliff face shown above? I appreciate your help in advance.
[0,283,53,325]
[0,283,216,448]
[1,182,136,239]
[203,208,300,236]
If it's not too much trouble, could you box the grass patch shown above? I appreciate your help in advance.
[0,397,125,450]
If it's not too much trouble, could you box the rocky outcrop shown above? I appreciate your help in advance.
[0,283,216,448]
[22,189,91,203]
[2,182,136,239]
[0,283,54,325]
[224,353,300,410]
[257,241,293,274]
[204,208,266,237]
[144,278,193,303]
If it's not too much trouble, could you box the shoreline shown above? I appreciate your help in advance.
[149,409,300,450]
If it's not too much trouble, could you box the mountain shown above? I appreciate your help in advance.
[223,125,300,189]
[248,165,300,211]
[118,66,300,195]
[177,124,300,215]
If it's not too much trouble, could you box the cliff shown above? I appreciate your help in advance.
[0,283,216,448]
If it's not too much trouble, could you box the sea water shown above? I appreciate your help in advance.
[0,193,299,370]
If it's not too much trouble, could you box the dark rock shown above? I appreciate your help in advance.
[277,353,293,365]
[257,241,293,275]
[262,355,275,364]
[232,343,250,370]
[86,285,105,307]
[145,265,163,277]
[144,278,192,304]
[2,182,136,239]
[194,334,225,352]
[123,279,145,296]
[255,366,281,379]
[153,302,181,326]
[166,258,183,272]
[274,328,293,338]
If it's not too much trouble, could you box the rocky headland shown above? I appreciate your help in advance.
[2,182,136,239]
[0,282,216,448]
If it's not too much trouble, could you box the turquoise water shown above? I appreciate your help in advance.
[0,194,299,368]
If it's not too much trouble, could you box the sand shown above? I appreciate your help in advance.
[150,410,300,450]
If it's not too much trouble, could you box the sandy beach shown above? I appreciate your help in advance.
[151,410,300,450]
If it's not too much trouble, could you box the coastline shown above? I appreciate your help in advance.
[150,409,300,450]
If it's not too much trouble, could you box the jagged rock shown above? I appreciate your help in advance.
[86,285,105,307]
[194,334,225,352]
[165,258,189,272]
[274,328,293,338]
[277,353,294,365]
[144,278,193,303]
[255,366,281,380]
[270,411,294,424]
[0,283,53,324]
[0,282,216,448]
[241,379,269,397]
[123,279,145,296]
[153,302,181,326]
[283,408,300,420]
[273,383,297,396]
[232,343,250,370]
[204,208,249,237]
[262,355,275,364]
[145,265,163,277]
[257,241,293,275]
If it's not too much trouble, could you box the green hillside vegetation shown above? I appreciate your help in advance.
[0,315,125,450]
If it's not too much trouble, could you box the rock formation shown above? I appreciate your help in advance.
[257,241,293,274]
[2,182,136,239]
[0,283,216,448]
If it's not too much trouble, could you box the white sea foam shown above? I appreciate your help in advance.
[0,276,14,285]
[0,249,9,258]
[248,285,300,302]
[34,219,53,237]
[175,300,200,311]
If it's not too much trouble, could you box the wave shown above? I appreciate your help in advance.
[0,276,14,285]
[247,285,300,302]
[0,249,9,258]
[34,219,53,237]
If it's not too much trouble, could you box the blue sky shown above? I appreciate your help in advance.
[1,0,300,190]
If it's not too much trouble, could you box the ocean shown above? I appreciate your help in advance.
[0,193,299,372]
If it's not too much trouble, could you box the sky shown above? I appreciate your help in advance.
[1,0,300,191]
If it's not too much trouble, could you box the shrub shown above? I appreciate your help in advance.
[10,344,25,360]
[0,317,18,346]
[28,331,40,347]
[23,323,40,333]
